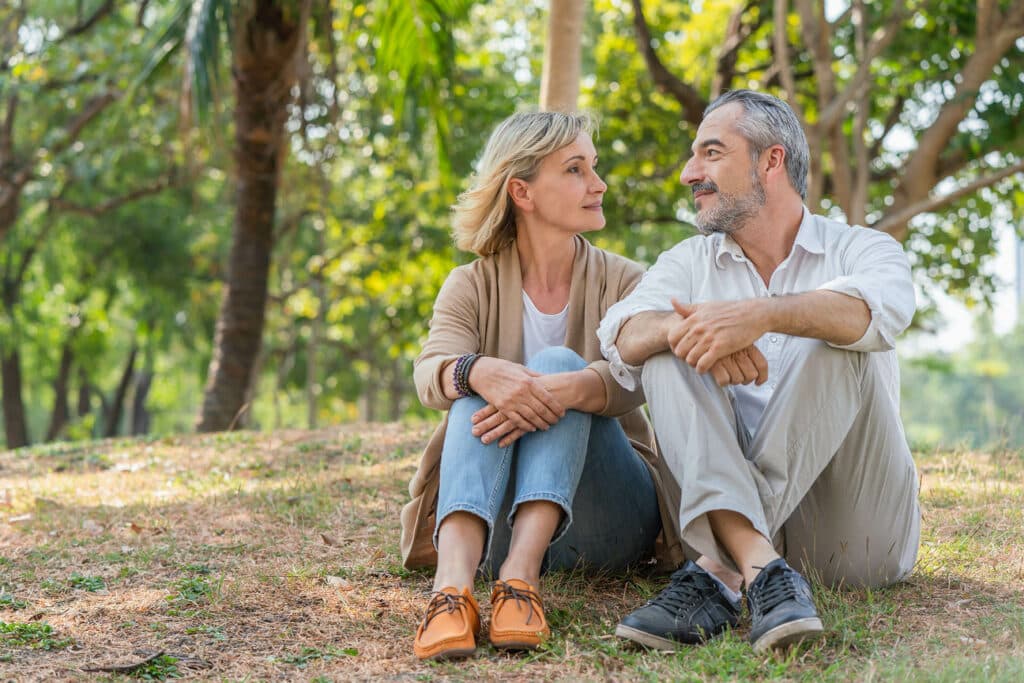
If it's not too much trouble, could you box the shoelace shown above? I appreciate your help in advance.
[421,591,471,629]
[492,582,542,626]
[648,568,716,612]
[749,564,802,615]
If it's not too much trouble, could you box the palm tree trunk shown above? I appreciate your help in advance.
[196,0,308,432]
[540,0,587,112]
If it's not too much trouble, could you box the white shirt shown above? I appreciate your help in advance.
[597,207,915,433]
[522,291,568,363]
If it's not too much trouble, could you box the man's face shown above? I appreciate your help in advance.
[679,103,766,236]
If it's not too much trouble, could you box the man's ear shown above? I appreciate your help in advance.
[507,177,532,211]
[764,145,786,177]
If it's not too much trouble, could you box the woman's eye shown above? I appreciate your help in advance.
[568,166,580,174]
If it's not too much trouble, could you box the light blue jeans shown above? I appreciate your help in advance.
[435,346,660,576]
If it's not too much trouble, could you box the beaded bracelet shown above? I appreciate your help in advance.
[453,353,482,398]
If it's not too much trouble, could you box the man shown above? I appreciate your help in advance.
[597,89,920,653]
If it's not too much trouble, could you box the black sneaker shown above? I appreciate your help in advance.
[615,561,740,650]
[746,558,824,652]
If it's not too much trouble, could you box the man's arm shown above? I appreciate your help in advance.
[616,308,769,386]
[614,311,675,366]
[672,290,870,373]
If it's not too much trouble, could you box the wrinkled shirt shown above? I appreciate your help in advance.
[597,207,915,433]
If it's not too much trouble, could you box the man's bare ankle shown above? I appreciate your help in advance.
[696,556,743,593]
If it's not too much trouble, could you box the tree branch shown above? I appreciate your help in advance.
[873,159,1024,236]
[712,0,763,97]
[630,0,707,125]
[817,0,906,130]
[59,0,116,42]
[773,0,804,120]
[868,92,906,159]
[50,91,119,156]
[50,175,176,217]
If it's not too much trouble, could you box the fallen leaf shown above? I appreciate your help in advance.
[129,522,144,534]
[320,533,340,546]
[82,519,103,534]
[9,513,33,523]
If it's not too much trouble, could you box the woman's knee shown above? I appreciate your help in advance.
[525,346,586,374]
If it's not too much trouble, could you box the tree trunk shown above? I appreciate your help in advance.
[540,0,587,112]
[104,345,138,438]
[130,370,153,436]
[195,0,309,432]
[45,342,74,441]
[77,367,92,417]
[1,347,29,448]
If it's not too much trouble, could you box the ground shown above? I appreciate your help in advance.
[1,423,1022,681]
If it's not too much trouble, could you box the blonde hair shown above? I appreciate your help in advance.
[452,110,596,256]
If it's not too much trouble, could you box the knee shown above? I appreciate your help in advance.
[448,395,488,424]
[525,346,586,374]
[641,351,691,390]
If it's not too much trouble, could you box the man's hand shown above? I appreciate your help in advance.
[668,298,769,376]
[706,346,769,386]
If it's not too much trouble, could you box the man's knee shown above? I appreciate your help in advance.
[526,346,586,374]
[640,351,685,386]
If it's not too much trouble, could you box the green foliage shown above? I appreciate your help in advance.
[129,654,182,681]
[68,573,106,591]
[1,0,1021,446]
[0,593,28,610]
[0,621,74,650]
[902,314,1024,449]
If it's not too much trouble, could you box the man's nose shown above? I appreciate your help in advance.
[679,158,700,186]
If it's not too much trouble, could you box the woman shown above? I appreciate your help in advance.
[400,111,682,661]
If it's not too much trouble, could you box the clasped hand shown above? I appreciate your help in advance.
[467,357,566,448]
[667,298,769,386]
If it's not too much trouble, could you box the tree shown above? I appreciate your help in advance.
[624,0,1024,306]
[540,0,587,111]
[194,0,312,432]
[0,0,178,448]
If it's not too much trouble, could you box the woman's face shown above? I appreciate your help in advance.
[517,133,607,236]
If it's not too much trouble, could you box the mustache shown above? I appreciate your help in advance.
[692,181,718,196]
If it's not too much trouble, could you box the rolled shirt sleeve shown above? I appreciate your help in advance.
[816,228,915,352]
[598,245,694,390]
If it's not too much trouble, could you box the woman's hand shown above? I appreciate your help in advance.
[470,368,605,447]
[467,357,566,437]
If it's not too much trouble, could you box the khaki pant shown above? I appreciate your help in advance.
[641,339,920,588]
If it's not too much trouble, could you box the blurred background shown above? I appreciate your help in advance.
[1,0,1022,452]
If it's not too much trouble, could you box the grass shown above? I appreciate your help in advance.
[1,423,1022,680]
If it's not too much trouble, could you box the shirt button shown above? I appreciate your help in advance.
[769,335,779,343]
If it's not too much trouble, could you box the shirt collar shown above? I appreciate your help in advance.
[713,205,822,268]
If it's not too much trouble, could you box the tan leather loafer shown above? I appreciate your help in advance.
[488,578,550,650]
[413,586,481,660]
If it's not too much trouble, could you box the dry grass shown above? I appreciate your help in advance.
[1,424,1022,681]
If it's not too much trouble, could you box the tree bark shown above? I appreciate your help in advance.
[1,347,29,448]
[104,345,138,438]
[540,0,586,112]
[45,342,74,441]
[196,0,309,432]
[131,370,153,436]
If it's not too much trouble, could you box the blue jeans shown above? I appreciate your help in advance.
[435,346,660,575]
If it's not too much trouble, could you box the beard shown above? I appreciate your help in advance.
[692,169,767,236]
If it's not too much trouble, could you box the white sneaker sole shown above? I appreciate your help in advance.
[614,624,685,651]
[751,617,824,652]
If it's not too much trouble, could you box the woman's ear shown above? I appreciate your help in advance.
[507,177,532,211]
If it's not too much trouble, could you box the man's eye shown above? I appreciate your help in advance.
[706,149,720,157]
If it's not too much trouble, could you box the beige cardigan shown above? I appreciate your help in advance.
[400,236,684,570]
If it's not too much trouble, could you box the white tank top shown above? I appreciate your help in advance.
[522,291,568,363]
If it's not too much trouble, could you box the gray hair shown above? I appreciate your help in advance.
[452,110,596,256]
[704,90,809,199]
